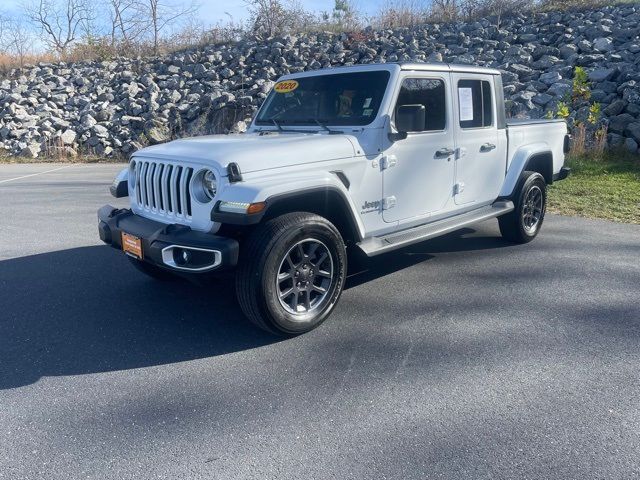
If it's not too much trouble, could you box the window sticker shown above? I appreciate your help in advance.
[363,108,373,117]
[363,97,372,108]
[274,80,299,93]
[458,87,474,122]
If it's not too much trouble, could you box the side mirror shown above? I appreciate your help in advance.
[390,104,425,141]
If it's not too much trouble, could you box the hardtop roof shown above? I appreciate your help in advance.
[282,62,502,78]
[398,62,502,75]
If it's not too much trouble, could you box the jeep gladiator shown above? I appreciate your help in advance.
[99,63,570,335]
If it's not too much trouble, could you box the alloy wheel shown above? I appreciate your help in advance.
[522,185,543,234]
[276,239,334,316]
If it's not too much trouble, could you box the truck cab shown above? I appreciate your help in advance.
[99,63,570,335]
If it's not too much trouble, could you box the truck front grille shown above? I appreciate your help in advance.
[133,160,193,218]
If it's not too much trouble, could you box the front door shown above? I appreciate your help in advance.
[450,74,505,205]
[382,74,455,223]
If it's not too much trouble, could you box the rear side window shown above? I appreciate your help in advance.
[458,79,493,128]
[395,78,446,131]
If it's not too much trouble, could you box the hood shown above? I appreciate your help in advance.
[133,132,357,174]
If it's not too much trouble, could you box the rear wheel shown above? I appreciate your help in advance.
[236,212,347,335]
[499,171,547,243]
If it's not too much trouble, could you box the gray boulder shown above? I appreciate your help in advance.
[547,82,572,97]
[588,68,616,82]
[20,143,41,158]
[60,129,77,145]
[539,71,562,86]
[624,123,640,143]
[533,93,553,106]
[603,100,626,117]
[624,137,638,153]
[144,120,170,145]
[592,37,614,53]
[609,114,636,135]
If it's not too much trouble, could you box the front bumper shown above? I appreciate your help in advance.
[98,205,239,273]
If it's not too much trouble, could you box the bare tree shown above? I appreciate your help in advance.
[372,0,428,28]
[459,0,530,24]
[246,0,281,37]
[24,0,94,55]
[0,14,7,43]
[245,0,315,38]
[430,0,459,21]
[106,0,148,49]
[205,12,246,44]
[4,18,34,65]
[324,0,360,31]
[486,0,531,25]
[143,0,199,54]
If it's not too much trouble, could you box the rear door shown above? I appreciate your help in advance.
[451,74,506,205]
[382,74,455,223]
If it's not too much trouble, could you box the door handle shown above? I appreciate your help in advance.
[480,143,496,152]
[435,148,455,158]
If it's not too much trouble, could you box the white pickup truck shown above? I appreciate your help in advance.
[99,62,570,335]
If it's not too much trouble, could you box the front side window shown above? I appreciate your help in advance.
[458,79,493,128]
[395,78,446,132]
[256,71,390,127]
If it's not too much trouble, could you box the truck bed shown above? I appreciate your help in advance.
[506,118,567,176]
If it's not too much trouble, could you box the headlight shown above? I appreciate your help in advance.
[203,169,217,199]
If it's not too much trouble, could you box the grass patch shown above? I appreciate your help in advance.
[548,152,640,224]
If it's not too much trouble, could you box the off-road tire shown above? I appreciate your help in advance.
[499,171,547,244]
[236,212,347,335]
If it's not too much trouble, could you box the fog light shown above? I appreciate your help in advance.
[174,248,192,265]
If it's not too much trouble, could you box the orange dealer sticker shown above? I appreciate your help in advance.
[274,80,299,93]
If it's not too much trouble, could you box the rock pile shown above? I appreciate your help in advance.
[1,3,639,158]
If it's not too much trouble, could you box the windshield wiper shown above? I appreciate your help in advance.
[312,119,343,134]
[271,118,284,131]
[267,118,306,133]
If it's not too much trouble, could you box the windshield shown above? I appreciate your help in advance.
[255,71,391,127]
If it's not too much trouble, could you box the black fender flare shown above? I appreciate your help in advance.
[212,186,363,242]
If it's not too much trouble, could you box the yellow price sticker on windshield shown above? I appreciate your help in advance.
[274,80,299,93]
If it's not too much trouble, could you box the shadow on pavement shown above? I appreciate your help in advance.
[0,227,512,390]
[346,227,513,289]
[0,245,278,390]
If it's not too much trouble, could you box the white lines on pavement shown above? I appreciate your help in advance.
[0,165,74,185]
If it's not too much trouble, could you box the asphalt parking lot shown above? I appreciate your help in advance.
[1,163,639,479]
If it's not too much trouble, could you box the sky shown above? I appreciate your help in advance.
[2,0,383,25]
[0,0,384,53]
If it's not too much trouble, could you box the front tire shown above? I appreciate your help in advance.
[236,212,347,335]
[499,171,547,243]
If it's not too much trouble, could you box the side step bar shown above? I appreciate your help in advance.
[357,201,514,257]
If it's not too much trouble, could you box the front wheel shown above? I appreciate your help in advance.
[499,171,547,243]
[236,212,347,335]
